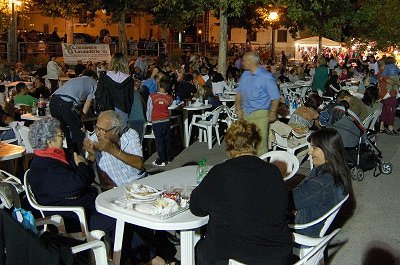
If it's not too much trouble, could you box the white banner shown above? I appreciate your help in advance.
[61,43,111,65]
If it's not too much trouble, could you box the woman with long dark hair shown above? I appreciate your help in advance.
[291,128,352,237]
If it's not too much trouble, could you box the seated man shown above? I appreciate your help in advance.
[14,82,38,107]
[84,110,146,187]
[337,89,369,121]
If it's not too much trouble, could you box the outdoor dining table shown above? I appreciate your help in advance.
[95,165,209,265]
[183,103,212,147]
[20,113,47,121]
[0,142,25,161]
[0,141,25,175]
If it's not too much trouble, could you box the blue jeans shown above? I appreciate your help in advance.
[152,121,171,163]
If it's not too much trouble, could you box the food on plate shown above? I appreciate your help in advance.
[134,198,179,215]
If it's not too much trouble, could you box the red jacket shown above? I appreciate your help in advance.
[149,92,173,122]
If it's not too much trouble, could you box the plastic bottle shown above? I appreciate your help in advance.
[38,94,46,116]
[31,101,38,115]
[292,99,298,111]
[196,158,207,185]
[285,95,289,108]
[176,96,181,105]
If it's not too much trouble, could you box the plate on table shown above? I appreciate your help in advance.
[125,183,163,200]
[192,102,203,107]
[134,197,179,216]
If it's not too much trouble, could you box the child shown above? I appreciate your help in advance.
[147,76,173,166]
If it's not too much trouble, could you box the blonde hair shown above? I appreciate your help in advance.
[225,119,260,158]
[109,52,129,74]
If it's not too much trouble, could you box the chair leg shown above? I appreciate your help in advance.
[188,123,193,143]
[200,129,206,142]
[215,125,221,145]
[207,126,212,149]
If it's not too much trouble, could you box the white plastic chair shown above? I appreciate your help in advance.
[270,128,312,168]
[259,150,299,181]
[290,194,349,259]
[17,125,34,153]
[220,104,238,128]
[23,169,105,241]
[293,228,341,265]
[280,84,297,101]
[299,86,311,104]
[289,194,349,237]
[188,105,224,149]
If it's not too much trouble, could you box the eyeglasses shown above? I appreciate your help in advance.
[95,125,116,134]
[56,132,64,138]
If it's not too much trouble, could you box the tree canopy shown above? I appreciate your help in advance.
[350,0,400,49]
[31,0,100,19]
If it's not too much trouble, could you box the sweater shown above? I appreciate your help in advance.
[96,73,134,114]
[190,155,292,263]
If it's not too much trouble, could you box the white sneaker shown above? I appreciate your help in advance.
[152,160,167,167]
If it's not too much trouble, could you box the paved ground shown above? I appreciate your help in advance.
[144,125,400,264]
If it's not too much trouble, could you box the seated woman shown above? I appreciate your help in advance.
[28,117,177,265]
[211,72,230,96]
[28,117,113,231]
[290,128,351,237]
[190,119,293,265]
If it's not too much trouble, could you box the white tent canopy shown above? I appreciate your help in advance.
[294,36,342,60]
[294,36,341,47]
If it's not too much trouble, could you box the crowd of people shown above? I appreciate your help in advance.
[1,45,398,264]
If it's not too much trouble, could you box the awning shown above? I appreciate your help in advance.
[294,36,341,47]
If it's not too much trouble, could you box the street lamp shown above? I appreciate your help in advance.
[267,11,279,62]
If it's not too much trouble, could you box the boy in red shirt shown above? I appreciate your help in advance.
[147,76,173,166]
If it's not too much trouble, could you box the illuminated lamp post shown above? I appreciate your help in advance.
[268,10,279,62]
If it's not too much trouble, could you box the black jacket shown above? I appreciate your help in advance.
[0,209,72,265]
[96,73,134,114]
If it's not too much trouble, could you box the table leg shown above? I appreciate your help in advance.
[180,230,195,265]
[183,110,190,148]
[113,219,125,265]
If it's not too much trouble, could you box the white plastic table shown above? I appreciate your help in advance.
[0,142,25,161]
[183,104,212,147]
[20,113,47,121]
[95,166,209,265]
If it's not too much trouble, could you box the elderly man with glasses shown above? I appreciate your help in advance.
[84,110,147,187]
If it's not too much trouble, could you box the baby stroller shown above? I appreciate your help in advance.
[326,105,392,181]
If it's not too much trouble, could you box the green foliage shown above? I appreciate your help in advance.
[351,0,400,49]
[31,0,101,19]
[99,0,149,24]
[277,0,353,41]
[150,0,203,31]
